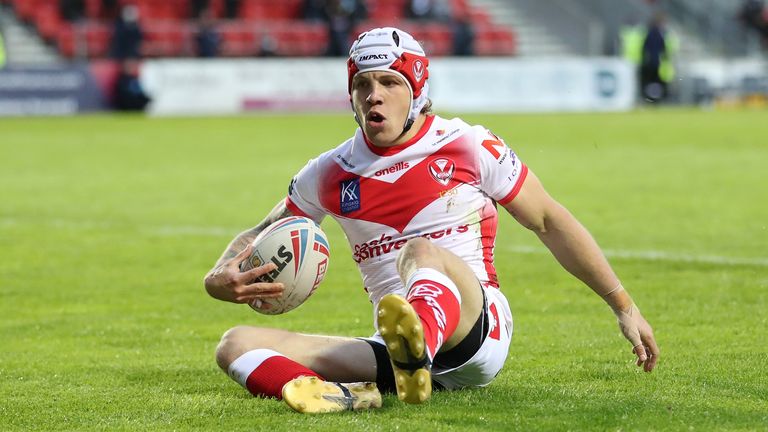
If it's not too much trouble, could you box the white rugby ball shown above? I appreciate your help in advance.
[239,216,330,315]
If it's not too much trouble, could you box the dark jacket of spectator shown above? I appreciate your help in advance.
[111,5,143,59]
[191,0,210,18]
[452,18,474,56]
[642,22,666,69]
[114,60,150,111]
[196,13,220,57]
[325,0,367,56]
[225,0,240,19]
[739,0,768,38]
[303,0,327,21]
[60,0,85,22]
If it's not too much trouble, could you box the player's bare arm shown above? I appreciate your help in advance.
[503,169,660,372]
[203,200,294,304]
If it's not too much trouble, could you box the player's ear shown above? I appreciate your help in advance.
[351,97,362,128]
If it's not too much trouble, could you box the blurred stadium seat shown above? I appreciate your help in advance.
[6,0,516,58]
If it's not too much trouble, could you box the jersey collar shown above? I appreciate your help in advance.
[363,115,435,157]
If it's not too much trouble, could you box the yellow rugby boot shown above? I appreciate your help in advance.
[376,294,432,404]
[282,376,382,414]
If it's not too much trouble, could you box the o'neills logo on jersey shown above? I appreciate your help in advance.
[428,158,455,186]
[353,224,470,263]
[374,161,410,177]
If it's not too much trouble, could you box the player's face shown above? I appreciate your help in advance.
[351,71,412,147]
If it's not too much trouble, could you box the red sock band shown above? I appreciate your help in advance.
[407,277,461,360]
[229,349,322,399]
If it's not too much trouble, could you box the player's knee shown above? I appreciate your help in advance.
[215,325,264,370]
[396,237,442,275]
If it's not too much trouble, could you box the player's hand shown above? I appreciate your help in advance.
[614,304,659,372]
[204,244,284,304]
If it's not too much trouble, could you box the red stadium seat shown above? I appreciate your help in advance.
[57,24,76,57]
[264,22,328,56]
[219,22,257,56]
[84,22,112,57]
[84,0,101,19]
[467,8,491,25]
[450,0,469,17]
[57,21,111,58]
[241,0,302,21]
[411,23,452,56]
[206,0,226,18]
[474,25,516,56]
[13,0,47,22]
[142,22,192,57]
[33,2,63,41]
[16,0,514,59]
[368,0,405,21]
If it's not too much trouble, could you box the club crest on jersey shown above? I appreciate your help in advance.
[428,158,455,186]
[340,178,361,213]
[413,60,425,82]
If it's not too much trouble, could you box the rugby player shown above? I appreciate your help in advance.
[204,27,659,414]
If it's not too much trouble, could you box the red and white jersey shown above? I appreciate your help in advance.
[285,115,528,308]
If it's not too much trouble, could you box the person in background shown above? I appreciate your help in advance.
[641,12,676,102]
[739,0,768,44]
[59,0,85,22]
[258,33,278,57]
[225,0,240,19]
[303,0,326,22]
[111,4,143,60]
[191,0,210,19]
[325,0,366,56]
[452,15,475,56]
[196,8,220,58]
[113,58,150,111]
[405,0,435,20]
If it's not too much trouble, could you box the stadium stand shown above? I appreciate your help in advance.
[5,0,516,58]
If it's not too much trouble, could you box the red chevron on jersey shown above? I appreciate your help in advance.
[285,115,528,306]
[318,136,477,233]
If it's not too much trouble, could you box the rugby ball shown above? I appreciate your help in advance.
[239,216,330,315]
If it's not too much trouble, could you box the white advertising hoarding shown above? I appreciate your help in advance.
[141,57,635,115]
[430,58,634,112]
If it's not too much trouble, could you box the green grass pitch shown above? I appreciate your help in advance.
[1,110,766,431]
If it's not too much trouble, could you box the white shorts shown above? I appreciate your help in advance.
[364,286,513,390]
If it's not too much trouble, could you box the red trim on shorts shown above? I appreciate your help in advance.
[498,164,529,206]
[285,197,310,218]
[363,115,435,157]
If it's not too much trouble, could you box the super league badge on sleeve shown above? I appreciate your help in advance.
[340,178,361,213]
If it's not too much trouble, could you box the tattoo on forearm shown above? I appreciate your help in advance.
[213,202,293,268]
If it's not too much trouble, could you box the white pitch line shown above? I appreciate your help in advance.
[503,245,768,267]
[0,217,236,237]
[2,217,767,267]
